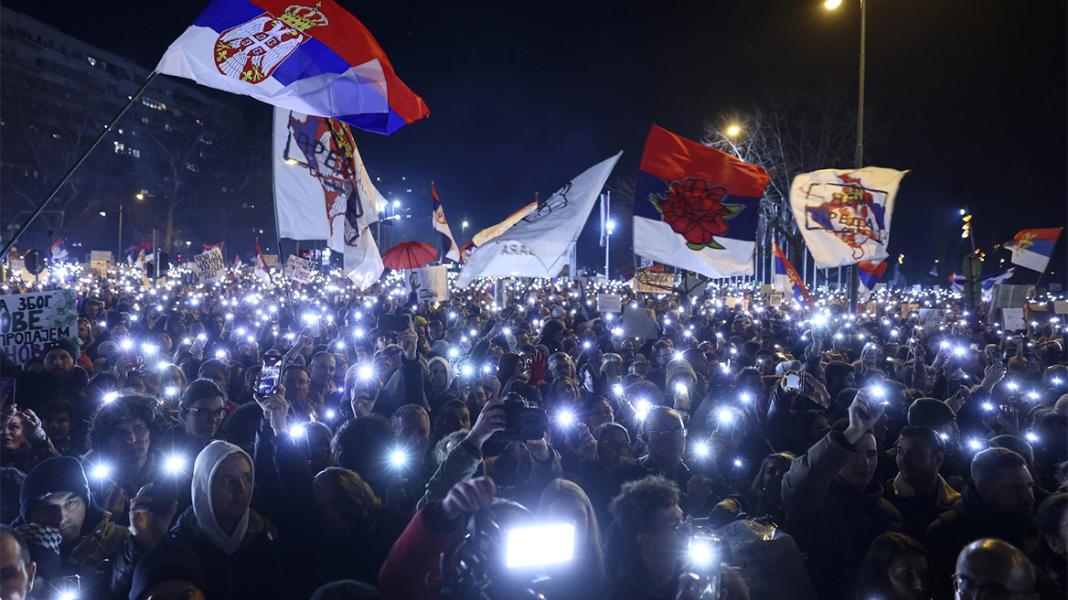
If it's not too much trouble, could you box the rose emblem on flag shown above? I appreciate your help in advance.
[655,178,744,250]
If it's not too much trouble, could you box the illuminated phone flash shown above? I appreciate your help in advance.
[674,382,688,395]
[556,409,576,427]
[163,453,187,475]
[388,448,409,469]
[102,391,119,405]
[692,441,711,459]
[688,537,717,567]
[505,523,575,569]
[612,383,624,397]
[966,438,984,451]
[89,462,113,481]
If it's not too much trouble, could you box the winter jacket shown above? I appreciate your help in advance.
[780,431,902,600]
[167,507,286,600]
[374,356,429,416]
[884,473,960,540]
[378,501,466,600]
[924,482,1040,599]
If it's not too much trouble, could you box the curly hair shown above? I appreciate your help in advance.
[88,394,160,452]
[605,475,679,583]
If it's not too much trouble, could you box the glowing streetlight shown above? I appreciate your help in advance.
[725,124,742,139]
[823,0,843,9]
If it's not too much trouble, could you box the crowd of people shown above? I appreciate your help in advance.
[0,265,1066,600]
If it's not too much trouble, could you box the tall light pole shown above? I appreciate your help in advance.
[461,220,469,239]
[825,0,866,311]
[605,218,616,279]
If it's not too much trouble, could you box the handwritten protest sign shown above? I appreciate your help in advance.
[0,289,78,365]
[194,247,226,282]
[597,293,622,313]
[284,255,316,284]
[89,250,114,276]
[634,270,675,294]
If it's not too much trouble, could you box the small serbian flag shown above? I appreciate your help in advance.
[634,125,770,278]
[49,239,69,261]
[1005,227,1062,273]
[431,183,460,263]
[773,242,810,302]
[858,260,888,295]
[156,0,429,135]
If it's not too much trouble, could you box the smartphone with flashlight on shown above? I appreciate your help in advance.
[504,522,576,570]
[784,372,803,393]
[686,531,722,599]
[256,355,281,396]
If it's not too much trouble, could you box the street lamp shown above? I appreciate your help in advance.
[461,220,469,238]
[824,0,867,312]
[725,124,742,139]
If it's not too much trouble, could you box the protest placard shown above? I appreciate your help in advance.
[283,255,316,284]
[413,265,449,303]
[89,250,114,276]
[633,270,675,294]
[194,247,226,282]
[597,293,622,314]
[0,289,78,365]
[1001,307,1026,332]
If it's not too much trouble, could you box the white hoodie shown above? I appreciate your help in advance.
[192,440,253,556]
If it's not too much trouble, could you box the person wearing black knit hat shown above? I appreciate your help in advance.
[14,456,173,598]
[128,541,207,600]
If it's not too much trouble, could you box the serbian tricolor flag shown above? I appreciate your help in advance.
[49,239,68,261]
[155,0,429,135]
[772,242,810,302]
[431,183,460,263]
[634,125,769,278]
[858,260,888,299]
[1005,227,1062,272]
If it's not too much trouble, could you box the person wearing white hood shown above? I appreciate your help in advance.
[165,440,286,600]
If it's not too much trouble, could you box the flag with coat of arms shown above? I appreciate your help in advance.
[156,0,429,135]
[1004,227,1062,273]
[772,242,810,302]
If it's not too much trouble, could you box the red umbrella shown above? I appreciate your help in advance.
[382,241,438,270]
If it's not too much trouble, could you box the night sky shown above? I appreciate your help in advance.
[4,0,1066,283]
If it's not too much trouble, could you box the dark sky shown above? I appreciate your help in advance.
[5,0,1066,283]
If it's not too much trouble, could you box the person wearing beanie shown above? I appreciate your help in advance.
[908,397,970,483]
[14,456,170,598]
[167,440,286,599]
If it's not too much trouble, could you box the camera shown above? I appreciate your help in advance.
[483,394,548,455]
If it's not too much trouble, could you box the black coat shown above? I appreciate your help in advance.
[167,507,287,600]
[781,431,902,600]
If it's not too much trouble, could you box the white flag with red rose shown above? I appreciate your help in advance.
[633,126,769,278]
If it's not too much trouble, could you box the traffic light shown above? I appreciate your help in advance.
[960,213,972,239]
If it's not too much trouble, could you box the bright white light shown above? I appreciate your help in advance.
[388,448,409,469]
[502,327,512,336]
[952,346,966,358]
[214,350,227,360]
[354,327,365,338]
[938,432,949,441]
[163,453,186,475]
[288,423,307,439]
[732,457,744,469]
[323,408,337,421]
[940,340,951,350]
[1006,381,1019,392]
[448,311,458,320]
[447,347,460,359]
[612,383,624,397]
[612,327,624,337]
[812,313,829,328]
[505,523,575,569]
[688,537,716,567]
[57,592,78,600]
[634,398,653,421]
[460,364,474,377]
[358,364,375,381]
[1025,431,1039,443]
[674,382,688,395]
[716,407,736,426]
[142,343,158,355]
[692,441,710,459]
[966,438,984,451]
[981,401,995,412]
[102,391,119,405]
[869,385,886,400]
[582,340,592,350]
[119,338,134,351]
[556,409,576,428]
[164,385,178,398]
[481,364,493,374]
[739,392,753,404]
[89,462,113,481]
[197,333,207,341]
[1053,377,1064,386]
[1027,390,1040,401]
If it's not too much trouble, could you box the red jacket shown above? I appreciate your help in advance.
[378,501,465,600]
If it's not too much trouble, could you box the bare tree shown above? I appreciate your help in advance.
[1,95,118,238]
[701,85,858,261]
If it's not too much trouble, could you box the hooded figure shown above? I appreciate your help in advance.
[168,440,286,599]
[191,441,252,555]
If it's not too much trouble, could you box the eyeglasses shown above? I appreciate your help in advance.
[953,573,1034,599]
[646,428,687,439]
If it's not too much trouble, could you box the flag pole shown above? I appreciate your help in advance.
[1,72,160,259]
